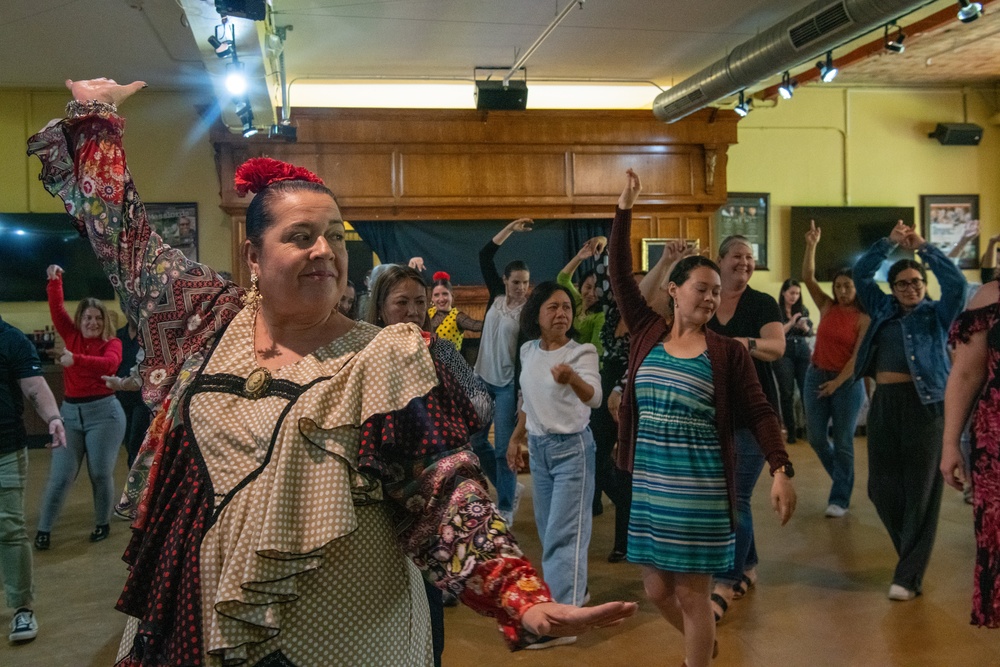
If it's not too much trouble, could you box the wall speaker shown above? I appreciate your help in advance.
[215,0,267,20]
[475,81,528,111]
[928,123,983,146]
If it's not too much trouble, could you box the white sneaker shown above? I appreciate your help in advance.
[825,504,848,518]
[524,635,577,650]
[9,609,38,642]
[888,584,916,601]
[498,508,515,526]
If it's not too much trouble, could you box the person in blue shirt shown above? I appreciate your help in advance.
[853,220,966,602]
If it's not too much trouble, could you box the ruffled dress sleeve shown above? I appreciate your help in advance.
[950,301,1000,346]
[27,111,243,407]
[357,352,552,650]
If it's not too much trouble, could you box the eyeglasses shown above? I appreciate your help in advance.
[892,278,925,292]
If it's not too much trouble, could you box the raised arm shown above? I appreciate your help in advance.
[45,268,77,341]
[853,223,904,318]
[639,241,694,309]
[479,218,531,302]
[608,170,659,336]
[802,220,834,314]
[904,227,968,326]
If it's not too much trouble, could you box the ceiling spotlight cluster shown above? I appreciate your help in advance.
[734,90,751,117]
[777,71,795,100]
[816,51,838,83]
[208,17,256,138]
[957,0,983,23]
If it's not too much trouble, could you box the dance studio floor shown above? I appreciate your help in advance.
[4,437,998,667]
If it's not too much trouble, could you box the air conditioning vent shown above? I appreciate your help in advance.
[662,89,705,117]
[788,2,852,49]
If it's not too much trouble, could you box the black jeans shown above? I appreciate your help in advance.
[867,383,944,593]
[774,336,811,437]
[591,371,632,554]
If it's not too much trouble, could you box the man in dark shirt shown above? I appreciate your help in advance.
[0,315,65,643]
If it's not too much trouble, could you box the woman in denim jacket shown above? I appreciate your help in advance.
[853,221,966,602]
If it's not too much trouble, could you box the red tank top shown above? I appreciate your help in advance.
[812,304,862,373]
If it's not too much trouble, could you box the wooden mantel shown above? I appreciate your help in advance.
[212,107,739,285]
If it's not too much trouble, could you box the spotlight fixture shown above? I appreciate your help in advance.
[234,97,256,138]
[777,72,795,100]
[884,23,906,53]
[208,21,235,58]
[225,59,247,96]
[816,51,838,83]
[734,90,751,117]
[268,123,297,142]
[957,0,983,23]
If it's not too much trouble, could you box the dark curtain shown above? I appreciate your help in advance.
[351,219,612,286]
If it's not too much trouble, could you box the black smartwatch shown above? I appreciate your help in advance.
[772,463,794,478]
[747,337,757,353]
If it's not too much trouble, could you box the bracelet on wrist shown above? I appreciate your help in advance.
[47,416,63,424]
[66,99,118,118]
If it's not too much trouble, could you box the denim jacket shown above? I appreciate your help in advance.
[853,237,967,405]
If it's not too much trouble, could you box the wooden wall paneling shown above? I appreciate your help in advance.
[684,215,713,254]
[631,215,655,272]
[572,149,695,199]
[399,148,568,200]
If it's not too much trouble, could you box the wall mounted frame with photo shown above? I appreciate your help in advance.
[146,203,198,261]
[641,238,701,271]
[920,194,979,269]
[714,192,769,269]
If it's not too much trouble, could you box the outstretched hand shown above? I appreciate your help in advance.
[618,169,641,210]
[521,600,638,639]
[66,78,146,106]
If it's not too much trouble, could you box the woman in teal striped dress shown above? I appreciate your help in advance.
[609,169,796,667]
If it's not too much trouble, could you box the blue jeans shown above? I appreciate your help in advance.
[715,428,764,585]
[38,395,126,531]
[804,365,866,508]
[469,381,518,512]
[0,449,32,610]
[528,429,595,605]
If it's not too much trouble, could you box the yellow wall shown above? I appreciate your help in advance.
[731,85,999,312]
[0,88,226,333]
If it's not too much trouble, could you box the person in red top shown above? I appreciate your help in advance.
[800,221,870,518]
[35,264,125,550]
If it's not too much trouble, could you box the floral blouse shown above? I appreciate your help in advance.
[28,109,551,656]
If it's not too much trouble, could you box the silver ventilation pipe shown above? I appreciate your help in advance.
[652,0,932,123]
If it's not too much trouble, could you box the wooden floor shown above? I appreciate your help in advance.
[3,438,998,667]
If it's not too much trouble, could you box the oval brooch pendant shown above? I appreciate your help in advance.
[245,367,272,399]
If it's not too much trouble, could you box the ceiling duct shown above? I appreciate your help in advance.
[652,0,930,123]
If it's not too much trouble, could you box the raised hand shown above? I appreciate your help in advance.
[408,257,426,272]
[962,218,980,241]
[900,227,926,251]
[590,236,608,255]
[508,218,534,233]
[618,169,642,210]
[889,220,910,246]
[805,220,821,247]
[46,264,64,281]
[66,78,147,107]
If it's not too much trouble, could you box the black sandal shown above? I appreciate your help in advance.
[710,592,728,623]
[89,524,110,542]
[33,531,50,551]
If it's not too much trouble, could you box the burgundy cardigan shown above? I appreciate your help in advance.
[608,207,789,517]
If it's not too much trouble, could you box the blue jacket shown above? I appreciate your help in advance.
[852,238,967,405]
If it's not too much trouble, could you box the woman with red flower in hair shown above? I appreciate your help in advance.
[427,271,483,351]
[28,78,636,667]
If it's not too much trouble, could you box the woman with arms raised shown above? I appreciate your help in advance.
[28,77,635,667]
[609,169,795,667]
[427,271,483,352]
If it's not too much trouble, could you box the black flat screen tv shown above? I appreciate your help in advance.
[0,213,114,302]
[789,206,915,283]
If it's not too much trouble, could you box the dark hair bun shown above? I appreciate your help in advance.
[234,157,325,197]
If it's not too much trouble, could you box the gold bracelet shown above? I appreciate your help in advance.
[66,99,118,118]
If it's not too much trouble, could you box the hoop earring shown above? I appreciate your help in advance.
[242,272,263,310]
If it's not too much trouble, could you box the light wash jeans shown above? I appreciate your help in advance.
[0,449,32,609]
[38,395,126,532]
[470,381,518,512]
[715,428,764,585]
[527,429,595,606]
[804,365,866,509]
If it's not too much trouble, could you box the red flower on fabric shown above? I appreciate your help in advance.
[233,157,325,197]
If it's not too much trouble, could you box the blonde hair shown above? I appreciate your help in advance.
[74,298,115,340]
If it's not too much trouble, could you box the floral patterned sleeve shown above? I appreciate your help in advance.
[358,358,552,650]
[27,111,243,406]
[950,301,1000,345]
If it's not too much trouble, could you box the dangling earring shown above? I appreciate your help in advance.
[242,271,262,310]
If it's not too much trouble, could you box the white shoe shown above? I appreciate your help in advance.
[825,504,848,518]
[9,609,38,642]
[888,584,916,601]
[498,509,515,526]
[524,635,577,650]
[513,482,525,515]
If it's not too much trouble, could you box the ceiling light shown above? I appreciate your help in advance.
[734,90,751,117]
[777,72,795,100]
[816,51,838,83]
[208,21,235,59]
[235,97,256,138]
[225,59,247,95]
[957,0,983,23]
[884,23,906,53]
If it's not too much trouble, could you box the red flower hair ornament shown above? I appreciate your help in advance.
[433,271,451,282]
[233,157,325,197]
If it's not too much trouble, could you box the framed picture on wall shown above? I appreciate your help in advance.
[641,238,700,271]
[921,194,979,269]
[146,203,198,261]
[714,192,769,269]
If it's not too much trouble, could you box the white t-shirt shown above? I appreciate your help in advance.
[474,295,523,387]
[518,339,601,436]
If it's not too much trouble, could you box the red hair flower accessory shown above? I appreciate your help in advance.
[233,157,325,197]
[432,271,451,282]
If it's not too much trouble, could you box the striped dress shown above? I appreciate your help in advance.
[627,345,735,572]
